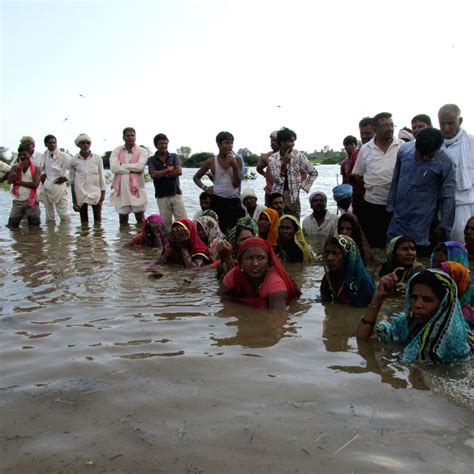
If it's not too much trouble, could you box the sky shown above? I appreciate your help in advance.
[1,0,473,158]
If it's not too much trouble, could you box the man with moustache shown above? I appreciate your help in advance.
[438,103,474,242]
[352,112,402,248]
[411,114,432,138]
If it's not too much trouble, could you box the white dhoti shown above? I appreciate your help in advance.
[39,181,70,223]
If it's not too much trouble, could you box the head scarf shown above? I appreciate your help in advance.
[75,133,92,147]
[227,216,259,258]
[308,191,327,204]
[376,270,472,364]
[196,215,224,260]
[398,128,415,142]
[321,235,375,307]
[258,207,279,248]
[20,136,35,145]
[141,214,169,247]
[332,184,353,202]
[231,237,300,308]
[440,261,471,307]
[241,187,257,201]
[278,214,315,264]
[337,212,374,265]
[430,241,469,269]
[383,235,424,284]
[201,209,219,222]
[170,218,210,259]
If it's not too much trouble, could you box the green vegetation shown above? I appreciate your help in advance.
[306,146,346,165]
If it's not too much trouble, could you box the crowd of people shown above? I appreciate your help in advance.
[1,103,474,365]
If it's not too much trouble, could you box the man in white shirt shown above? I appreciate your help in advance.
[19,136,44,170]
[40,134,71,224]
[110,127,148,225]
[302,191,338,245]
[352,112,401,248]
[438,104,474,242]
[70,133,106,224]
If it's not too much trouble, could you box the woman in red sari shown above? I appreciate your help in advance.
[220,237,300,309]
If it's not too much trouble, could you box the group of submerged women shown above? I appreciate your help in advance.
[126,200,474,366]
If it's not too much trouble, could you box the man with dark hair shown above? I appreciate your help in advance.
[341,135,358,184]
[268,127,317,218]
[40,134,70,223]
[352,112,401,248]
[438,103,474,242]
[192,192,212,220]
[386,127,455,251]
[6,145,41,227]
[256,130,279,206]
[147,133,187,228]
[110,127,148,225]
[269,192,284,216]
[193,131,244,233]
[411,114,432,138]
[347,117,375,219]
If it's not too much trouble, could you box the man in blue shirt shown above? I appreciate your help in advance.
[386,127,455,252]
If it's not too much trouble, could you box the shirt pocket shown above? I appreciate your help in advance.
[414,168,439,191]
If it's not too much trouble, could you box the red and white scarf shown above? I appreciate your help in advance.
[12,161,37,208]
[111,146,141,197]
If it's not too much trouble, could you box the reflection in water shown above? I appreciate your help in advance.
[323,303,430,390]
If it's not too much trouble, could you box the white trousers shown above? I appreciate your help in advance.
[43,192,70,223]
[157,195,187,229]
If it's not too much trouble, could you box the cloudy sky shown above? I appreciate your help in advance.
[2,0,473,157]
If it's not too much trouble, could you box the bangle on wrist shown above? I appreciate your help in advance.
[360,317,376,327]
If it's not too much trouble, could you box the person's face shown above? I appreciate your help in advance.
[438,110,462,140]
[279,218,296,241]
[46,137,57,152]
[323,242,345,273]
[218,139,233,155]
[310,195,326,213]
[155,139,168,153]
[78,140,91,153]
[464,218,474,245]
[196,222,207,243]
[280,136,295,154]
[270,136,279,152]
[243,196,257,210]
[411,120,430,138]
[23,141,35,154]
[236,229,253,249]
[18,151,31,170]
[258,213,270,234]
[432,248,447,269]
[241,246,269,279]
[374,117,394,141]
[200,197,211,211]
[359,125,374,144]
[339,220,353,237]
[410,283,440,325]
[271,196,284,215]
[395,241,416,267]
[146,221,163,245]
[344,142,357,156]
[337,198,351,211]
[123,130,136,146]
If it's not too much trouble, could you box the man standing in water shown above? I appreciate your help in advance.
[40,134,70,224]
[193,131,245,234]
[256,130,279,206]
[110,127,148,226]
[268,127,318,219]
[7,145,41,227]
[438,104,474,242]
[148,133,187,228]
[352,112,401,248]
[19,136,44,169]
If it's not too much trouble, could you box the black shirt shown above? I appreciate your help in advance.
[147,152,182,198]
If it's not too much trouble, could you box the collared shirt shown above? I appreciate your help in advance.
[147,152,182,198]
[268,150,318,204]
[386,142,456,246]
[69,152,106,206]
[302,211,338,238]
[31,151,44,170]
[352,137,401,205]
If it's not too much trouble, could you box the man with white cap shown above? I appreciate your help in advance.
[302,191,338,243]
[70,134,106,224]
[241,187,265,222]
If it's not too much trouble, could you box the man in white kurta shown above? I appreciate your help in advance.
[110,127,148,225]
[70,133,106,224]
[40,134,70,223]
[438,104,474,243]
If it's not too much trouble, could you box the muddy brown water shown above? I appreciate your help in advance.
[1,167,473,472]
